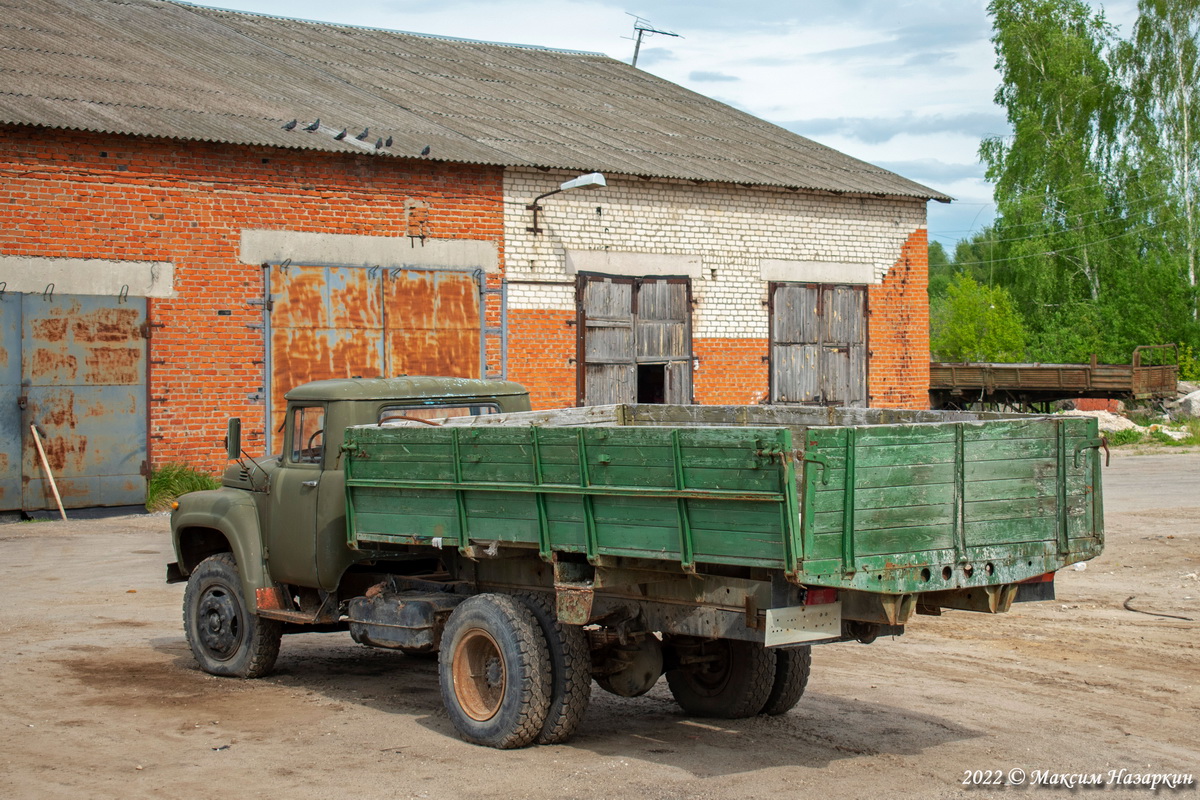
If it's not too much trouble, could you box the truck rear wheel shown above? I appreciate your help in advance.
[514,592,592,744]
[665,636,775,719]
[760,645,811,715]
[438,593,552,749]
[183,553,282,678]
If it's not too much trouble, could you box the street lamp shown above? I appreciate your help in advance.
[526,172,607,234]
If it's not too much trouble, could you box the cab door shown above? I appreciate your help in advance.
[267,403,325,586]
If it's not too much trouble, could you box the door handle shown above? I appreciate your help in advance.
[301,480,319,488]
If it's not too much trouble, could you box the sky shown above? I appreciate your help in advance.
[184,0,1138,249]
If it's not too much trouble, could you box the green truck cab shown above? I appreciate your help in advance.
[169,378,1105,749]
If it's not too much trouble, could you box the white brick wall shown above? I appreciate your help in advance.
[504,168,927,339]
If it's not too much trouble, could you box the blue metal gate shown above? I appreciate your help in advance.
[0,292,147,511]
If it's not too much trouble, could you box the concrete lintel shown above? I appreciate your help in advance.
[240,230,499,272]
[760,259,877,285]
[565,250,702,278]
[0,255,174,297]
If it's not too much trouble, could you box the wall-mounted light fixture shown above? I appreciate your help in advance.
[527,172,607,235]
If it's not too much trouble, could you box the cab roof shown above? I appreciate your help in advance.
[284,377,529,402]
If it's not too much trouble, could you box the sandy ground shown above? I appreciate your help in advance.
[1,450,1197,800]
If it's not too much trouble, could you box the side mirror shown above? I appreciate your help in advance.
[225,418,242,460]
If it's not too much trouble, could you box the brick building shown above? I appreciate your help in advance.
[0,0,947,512]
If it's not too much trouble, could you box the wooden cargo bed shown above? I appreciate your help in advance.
[343,404,1104,595]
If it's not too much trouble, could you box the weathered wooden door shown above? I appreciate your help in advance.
[578,277,635,406]
[577,275,692,406]
[770,283,866,406]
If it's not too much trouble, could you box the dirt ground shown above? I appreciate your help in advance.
[1,451,1197,800]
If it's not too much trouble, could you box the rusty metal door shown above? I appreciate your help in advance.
[268,264,384,443]
[266,265,482,450]
[3,294,148,511]
[382,269,481,379]
[770,283,867,406]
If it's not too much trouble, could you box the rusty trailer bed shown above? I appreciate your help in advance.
[930,345,1178,408]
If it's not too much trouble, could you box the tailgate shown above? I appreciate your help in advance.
[797,417,1104,593]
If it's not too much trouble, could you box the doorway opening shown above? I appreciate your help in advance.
[637,363,666,403]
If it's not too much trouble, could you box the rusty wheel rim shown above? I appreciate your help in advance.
[452,627,506,721]
[686,640,734,697]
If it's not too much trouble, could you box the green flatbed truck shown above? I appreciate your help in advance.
[168,377,1105,748]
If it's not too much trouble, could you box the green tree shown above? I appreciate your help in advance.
[958,0,1200,365]
[1120,0,1200,320]
[931,273,1029,362]
[952,226,1004,286]
[980,0,1125,312]
[928,240,954,297]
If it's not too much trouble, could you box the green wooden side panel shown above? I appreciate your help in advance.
[345,424,801,573]
[799,417,1104,592]
[344,414,1104,596]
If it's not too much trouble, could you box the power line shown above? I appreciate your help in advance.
[929,190,1177,246]
[960,197,1175,247]
[950,222,1162,268]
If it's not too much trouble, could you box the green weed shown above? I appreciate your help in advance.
[1105,428,1143,446]
[145,463,219,511]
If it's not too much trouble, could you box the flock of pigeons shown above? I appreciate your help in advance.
[281,118,431,156]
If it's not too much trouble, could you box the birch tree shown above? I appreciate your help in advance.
[980,0,1123,310]
[1122,0,1200,320]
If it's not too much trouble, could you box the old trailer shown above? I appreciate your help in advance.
[930,344,1178,410]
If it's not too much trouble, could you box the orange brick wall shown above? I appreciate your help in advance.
[867,229,930,409]
[694,338,770,405]
[0,125,505,472]
[507,308,576,409]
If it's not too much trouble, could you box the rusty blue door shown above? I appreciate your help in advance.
[4,294,148,511]
[0,291,20,509]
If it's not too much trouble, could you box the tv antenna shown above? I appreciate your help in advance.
[625,13,681,68]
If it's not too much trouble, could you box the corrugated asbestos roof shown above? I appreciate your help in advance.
[0,0,950,200]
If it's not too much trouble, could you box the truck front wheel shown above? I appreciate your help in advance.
[438,594,552,749]
[665,636,775,719]
[183,553,282,678]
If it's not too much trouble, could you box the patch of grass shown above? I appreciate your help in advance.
[145,463,219,511]
[1127,410,1168,427]
[1149,429,1180,446]
[1140,419,1200,447]
[1105,428,1143,446]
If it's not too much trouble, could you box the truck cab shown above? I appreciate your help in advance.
[168,377,530,616]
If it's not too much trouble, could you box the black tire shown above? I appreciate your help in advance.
[514,592,592,744]
[760,645,811,716]
[665,637,775,719]
[438,593,552,749]
[183,552,282,678]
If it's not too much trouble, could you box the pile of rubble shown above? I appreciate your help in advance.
[1057,381,1197,442]
[1166,381,1200,420]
